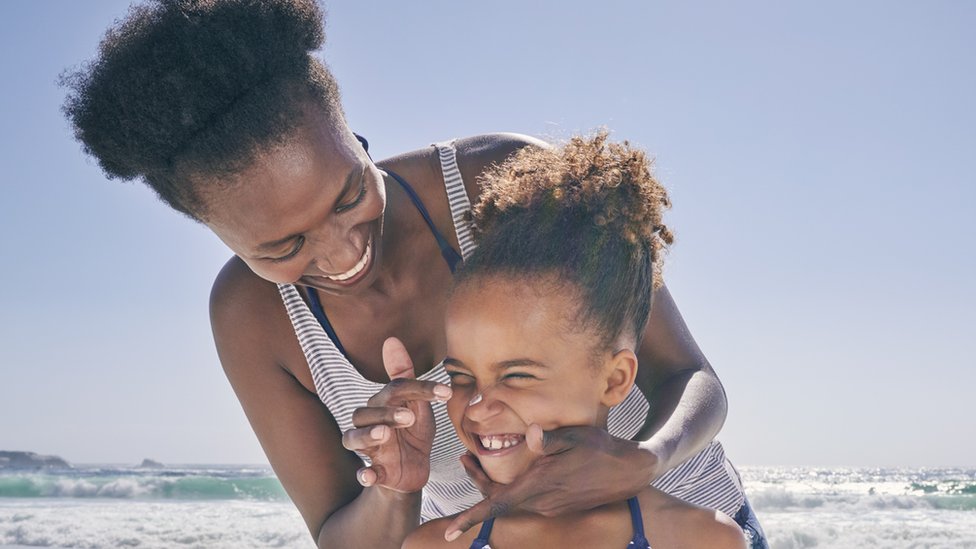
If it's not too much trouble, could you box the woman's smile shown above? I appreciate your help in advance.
[301,232,377,290]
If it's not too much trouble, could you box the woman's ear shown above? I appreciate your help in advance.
[601,348,638,407]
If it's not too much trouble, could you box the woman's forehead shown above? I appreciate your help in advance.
[202,121,364,250]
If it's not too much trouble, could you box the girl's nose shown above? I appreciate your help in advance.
[464,383,502,421]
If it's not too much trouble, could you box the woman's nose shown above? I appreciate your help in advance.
[307,232,367,276]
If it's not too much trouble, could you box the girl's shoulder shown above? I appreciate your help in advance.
[637,488,747,549]
[402,516,475,549]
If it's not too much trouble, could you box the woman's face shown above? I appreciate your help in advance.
[203,105,388,296]
[444,275,632,484]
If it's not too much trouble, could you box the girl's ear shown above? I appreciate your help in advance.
[601,348,638,407]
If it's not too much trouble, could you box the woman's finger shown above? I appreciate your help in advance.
[366,378,452,407]
[341,425,390,451]
[528,424,585,456]
[444,491,521,542]
[356,467,377,487]
[350,406,415,429]
[459,453,495,496]
[382,337,416,380]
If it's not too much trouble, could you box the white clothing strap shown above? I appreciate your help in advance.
[432,140,477,260]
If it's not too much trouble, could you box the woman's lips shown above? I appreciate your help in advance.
[324,235,372,282]
[304,234,375,288]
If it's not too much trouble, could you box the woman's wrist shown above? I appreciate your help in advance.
[370,484,424,506]
[631,437,666,485]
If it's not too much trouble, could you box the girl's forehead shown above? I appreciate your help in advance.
[446,276,598,367]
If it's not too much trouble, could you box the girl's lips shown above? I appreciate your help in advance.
[473,433,526,457]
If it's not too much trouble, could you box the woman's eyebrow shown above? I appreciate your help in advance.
[254,165,362,251]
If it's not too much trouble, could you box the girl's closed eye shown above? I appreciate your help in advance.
[502,372,539,382]
[445,370,476,386]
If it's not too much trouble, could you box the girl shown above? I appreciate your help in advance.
[405,134,750,548]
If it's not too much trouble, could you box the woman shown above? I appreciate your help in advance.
[404,134,748,548]
[62,1,763,547]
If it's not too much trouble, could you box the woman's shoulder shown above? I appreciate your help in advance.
[378,133,549,203]
[209,256,312,382]
[210,255,283,322]
[638,488,747,549]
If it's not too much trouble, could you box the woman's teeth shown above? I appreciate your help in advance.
[479,434,524,451]
[327,238,371,281]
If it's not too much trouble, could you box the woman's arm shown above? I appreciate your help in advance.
[631,283,727,478]
[210,257,425,548]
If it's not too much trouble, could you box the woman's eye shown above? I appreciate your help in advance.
[336,178,367,213]
[269,236,305,263]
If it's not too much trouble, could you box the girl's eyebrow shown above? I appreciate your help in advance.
[496,359,548,370]
[443,357,547,370]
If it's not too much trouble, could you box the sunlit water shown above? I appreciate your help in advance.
[2,465,974,548]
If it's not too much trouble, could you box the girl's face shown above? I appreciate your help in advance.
[203,104,388,296]
[444,275,636,484]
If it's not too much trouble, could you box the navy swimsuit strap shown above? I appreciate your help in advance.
[470,497,648,549]
[470,518,494,549]
[627,496,650,547]
[306,134,463,357]
[384,168,463,272]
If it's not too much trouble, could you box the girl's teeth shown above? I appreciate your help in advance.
[478,434,523,451]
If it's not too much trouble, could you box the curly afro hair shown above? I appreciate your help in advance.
[458,132,674,350]
[61,0,343,219]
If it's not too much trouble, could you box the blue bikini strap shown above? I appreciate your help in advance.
[627,496,650,547]
[384,168,463,273]
[306,287,347,357]
[469,518,494,549]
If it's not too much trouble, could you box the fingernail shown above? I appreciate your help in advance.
[371,426,386,440]
[434,384,452,399]
[445,530,461,542]
[394,409,413,425]
[357,469,370,486]
[468,393,483,406]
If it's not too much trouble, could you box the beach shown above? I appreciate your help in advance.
[2,465,975,548]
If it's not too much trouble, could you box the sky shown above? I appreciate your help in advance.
[1,1,974,467]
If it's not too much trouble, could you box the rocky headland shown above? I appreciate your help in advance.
[0,451,71,470]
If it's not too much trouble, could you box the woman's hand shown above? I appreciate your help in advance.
[341,337,451,494]
[444,424,660,541]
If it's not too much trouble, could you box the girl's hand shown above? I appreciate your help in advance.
[341,337,451,493]
[444,424,659,541]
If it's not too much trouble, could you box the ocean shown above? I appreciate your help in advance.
[1,465,974,548]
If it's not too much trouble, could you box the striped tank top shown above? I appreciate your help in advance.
[277,140,746,521]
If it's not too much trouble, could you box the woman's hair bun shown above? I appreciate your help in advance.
[62,0,327,184]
